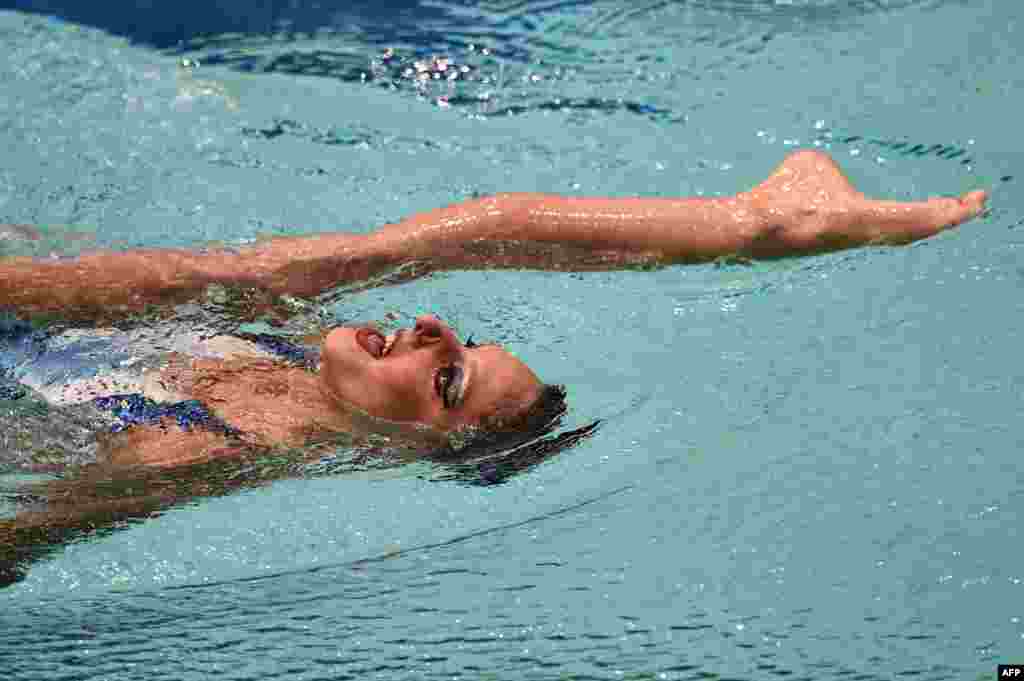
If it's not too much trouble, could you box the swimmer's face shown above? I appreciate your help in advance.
[319,315,543,431]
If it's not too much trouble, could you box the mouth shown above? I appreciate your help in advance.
[355,326,387,358]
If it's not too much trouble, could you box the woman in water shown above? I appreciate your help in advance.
[0,151,988,582]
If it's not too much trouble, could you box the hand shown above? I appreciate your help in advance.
[747,151,989,255]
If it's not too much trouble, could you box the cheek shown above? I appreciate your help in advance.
[367,364,431,418]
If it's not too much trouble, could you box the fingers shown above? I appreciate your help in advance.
[958,189,990,224]
[857,189,989,244]
[927,190,990,236]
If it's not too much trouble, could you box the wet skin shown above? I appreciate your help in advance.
[320,314,543,432]
[0,150,993,586]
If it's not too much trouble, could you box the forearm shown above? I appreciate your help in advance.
[246,194,768,289]
[366,192,766,267]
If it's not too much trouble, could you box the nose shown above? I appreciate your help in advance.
[412,314,461,352]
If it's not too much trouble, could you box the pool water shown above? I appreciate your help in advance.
[1,1,1022,679]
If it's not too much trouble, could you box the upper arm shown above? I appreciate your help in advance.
[100,421,248,469]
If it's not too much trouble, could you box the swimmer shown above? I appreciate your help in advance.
[0,151,989,585]
[0,150,989,466]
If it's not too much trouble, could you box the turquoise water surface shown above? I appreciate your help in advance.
[1,1,1022,679]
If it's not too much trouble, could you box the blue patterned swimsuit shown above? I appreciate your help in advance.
[1,316,314,435]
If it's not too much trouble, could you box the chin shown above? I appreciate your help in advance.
[319,328,362,399]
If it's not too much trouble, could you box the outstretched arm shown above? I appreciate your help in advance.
[378,150,987,264]
[0,151,988,318]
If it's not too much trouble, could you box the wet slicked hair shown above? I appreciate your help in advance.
[479,383,568,433]
[429,384,601,486]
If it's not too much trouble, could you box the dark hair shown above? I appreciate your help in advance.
[426,384,601,486]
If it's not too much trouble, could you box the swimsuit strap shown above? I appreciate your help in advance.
[91,334,314,435]
[92,393,242,436]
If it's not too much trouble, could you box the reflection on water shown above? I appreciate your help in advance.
[5,0,972,49]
